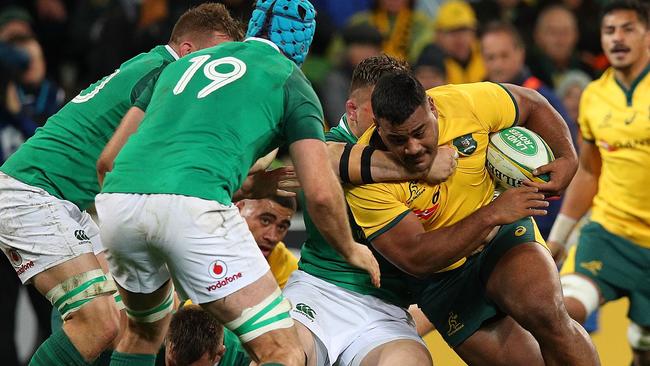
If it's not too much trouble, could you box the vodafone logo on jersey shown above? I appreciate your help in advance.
[208,260,228,279]
[206,259,243,292]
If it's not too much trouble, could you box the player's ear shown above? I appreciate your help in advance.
[235,200,245,211]
[178,41,194,57]
[428,96,438,118]
[212,344,226,363]
[345,99,357,122]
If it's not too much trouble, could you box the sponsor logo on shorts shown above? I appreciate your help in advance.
[74,230,91,243]
[514,226,527,237]
[16,260,35,276]
[446,312,464,337]
[208,260,228,280]
[294,303,316,321]
[580,261,603,276]
[206,272,243,292]
[7,249,22,267]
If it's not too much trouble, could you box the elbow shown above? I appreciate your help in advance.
[307,189,337,212]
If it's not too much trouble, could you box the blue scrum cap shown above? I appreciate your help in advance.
[246,0,316,66]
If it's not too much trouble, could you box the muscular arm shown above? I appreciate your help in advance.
[96,106,145,186]
[559,139,600,219]
[327,142,457,185]
[503,84,578,195]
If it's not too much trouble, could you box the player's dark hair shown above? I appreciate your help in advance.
[481,21,524,49]
[268,195,297,212]
[601,0,650,28]
[350,54,411,94]
[371,72,426,125]
[167,305,223,365]
[170,3,244,44]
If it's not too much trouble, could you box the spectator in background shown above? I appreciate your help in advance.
[348,0,432,62]
[480,21,573,240]
[7,34,64,126]
[426,0,486,84]
[237,196,299,289]
[471,0,539,46]
[413,44,447,89]
[0,6,33,40]
[555,70,593,133]
[321,24,383,125]
[528,5,594,88]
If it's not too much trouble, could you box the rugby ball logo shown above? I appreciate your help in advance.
[486,127,554,189]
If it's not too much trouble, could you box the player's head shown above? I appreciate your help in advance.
[346,54,410,136]
[480,21,526,84]
[169,3,244,57]
[372,72,439,173]
[245,0,316,66]
[600,0,650,71]
[236,196,296,258]
[165,305,226,366]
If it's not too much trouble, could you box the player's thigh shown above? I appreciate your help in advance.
[294,321,319,366]
[455,316,544,366]
[0,177,97,284]
[95,193,170,295]
[358,339,431,366]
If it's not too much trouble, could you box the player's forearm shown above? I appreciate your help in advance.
[407,207,498,276]
[559,166,598,220]
[519,89,577,164]
[305,182,357,256]
[97,107,145,185]
[327,142,422,184]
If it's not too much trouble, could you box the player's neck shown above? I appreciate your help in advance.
[614,52,650,89]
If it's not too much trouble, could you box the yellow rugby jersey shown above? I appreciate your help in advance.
[578,66,650,248]
[267,242,298,288]
[346,82,518,272]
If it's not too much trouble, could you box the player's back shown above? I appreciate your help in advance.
[103,39,319,205]
[0,45,176,209]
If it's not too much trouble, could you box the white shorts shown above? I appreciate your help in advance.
[283,270,424,366]
[95,193,270,304]
[0,172,103,284]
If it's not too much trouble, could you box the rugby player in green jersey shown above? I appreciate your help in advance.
[96,1,380,366]
[0,4,243,365]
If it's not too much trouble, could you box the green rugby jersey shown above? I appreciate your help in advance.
[219,328,252,366]
[102,38,325,204]
[298,115,416,307]
[0,45,177,209]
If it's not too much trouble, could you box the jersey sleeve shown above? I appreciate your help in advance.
[281,67,326,144]
[455,82,519,133]
[345,183,410,241]
[577,86,595,142]
[130,63,167,111]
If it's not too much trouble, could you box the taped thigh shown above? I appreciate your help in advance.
[226,288,294,343]
[46,269,117,320]
[560,273,600,316]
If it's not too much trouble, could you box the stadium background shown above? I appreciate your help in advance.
[0,0,636,364]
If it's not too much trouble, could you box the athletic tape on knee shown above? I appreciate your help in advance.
[226,288,294,343]
[105,276,125,311]
[124,286,174,323]
[46,269,117,320]
[561,274,599,316]
[628,322,650,351]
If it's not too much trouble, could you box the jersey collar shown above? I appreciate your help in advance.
[614,61,650,106]
[164,44,180,60]
[245,37,281,53]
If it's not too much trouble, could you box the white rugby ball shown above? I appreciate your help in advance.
[486,126,554,189]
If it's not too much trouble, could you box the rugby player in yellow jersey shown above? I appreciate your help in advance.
[547,1,650,364]
[237,195,299,288]
[345,72,600,365]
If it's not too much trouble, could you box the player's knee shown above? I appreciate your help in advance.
[561,274,599,322]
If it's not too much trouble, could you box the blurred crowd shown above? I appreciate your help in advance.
[0,0,614,364]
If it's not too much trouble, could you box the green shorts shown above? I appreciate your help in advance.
[412,217,546,347]
[567,221,650,326]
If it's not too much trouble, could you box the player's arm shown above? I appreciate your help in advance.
[547,138,601,263]
[503,84,578,196]
[368,186,548,277]
[327,141,458,185]
[290,139,380,286]
[96,106,145,186]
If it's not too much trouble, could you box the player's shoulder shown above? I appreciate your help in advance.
[116,45,174,78]
[582,68,614,96]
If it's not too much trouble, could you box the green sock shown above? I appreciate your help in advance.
[29,329,89,366]
[109,351,156,366]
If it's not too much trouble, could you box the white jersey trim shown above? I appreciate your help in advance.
[245,37,281,53]
[165,45,180,60]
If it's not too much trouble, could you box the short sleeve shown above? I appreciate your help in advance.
[129,64,166,110]
[282,67,325,144]
[345,183,410,241]
[577,87,594,142]
[455,82,519,133]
